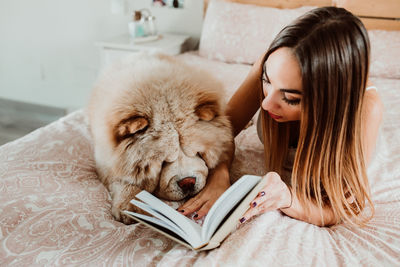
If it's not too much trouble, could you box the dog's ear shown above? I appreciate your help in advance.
[115,117,148,141]
[195,102,219,121]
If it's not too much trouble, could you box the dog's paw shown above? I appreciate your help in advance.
[111,199,137,225]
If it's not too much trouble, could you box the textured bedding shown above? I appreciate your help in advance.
[0,51,399,266]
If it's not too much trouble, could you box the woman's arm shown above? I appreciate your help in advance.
[241,89,383,227]
[241,172,336,226]
[278,90,383,226]
[226,53,265,136]
[280,190,336,226]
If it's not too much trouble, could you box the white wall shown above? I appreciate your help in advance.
[0,0,204,111]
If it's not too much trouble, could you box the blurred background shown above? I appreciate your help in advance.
[0,0,204,144]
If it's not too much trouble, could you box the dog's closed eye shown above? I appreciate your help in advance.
[195,102,219,121]
[197,152,209,168]
[115,116,148,142]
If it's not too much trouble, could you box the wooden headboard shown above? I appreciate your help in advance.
[204,0,400,31]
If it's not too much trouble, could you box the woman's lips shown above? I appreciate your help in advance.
[268,111,283,120]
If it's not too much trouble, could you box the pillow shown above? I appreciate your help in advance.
[199,0,314,65]
[368,30,400,79]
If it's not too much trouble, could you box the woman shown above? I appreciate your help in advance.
[178,6,383,226]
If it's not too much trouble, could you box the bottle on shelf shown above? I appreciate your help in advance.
[128,11,146,38]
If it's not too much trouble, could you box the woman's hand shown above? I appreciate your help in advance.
[239,172,292,223]
[177,163,231,219]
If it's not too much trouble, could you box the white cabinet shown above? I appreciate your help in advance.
[95,33,191,68]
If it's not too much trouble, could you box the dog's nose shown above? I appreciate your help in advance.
[177,177,196,193]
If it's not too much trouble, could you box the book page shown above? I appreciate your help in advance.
[201,177,268,250]
[124,210,189,240]
[128,200,188,238]
[123,212,195,250]
[202,175,261,241]
[135,191,204,247]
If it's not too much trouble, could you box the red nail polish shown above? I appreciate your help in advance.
[239,217,246,223]
[260,191,265,196]
[252,202,257,208]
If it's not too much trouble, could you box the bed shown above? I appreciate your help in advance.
[1,0,400,265]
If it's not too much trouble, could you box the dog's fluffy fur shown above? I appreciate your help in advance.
[88,53,233,224]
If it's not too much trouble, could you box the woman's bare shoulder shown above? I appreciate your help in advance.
[362,88,383,164]
[364,89,384,121]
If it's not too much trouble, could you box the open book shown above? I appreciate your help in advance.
[123,175,266,251]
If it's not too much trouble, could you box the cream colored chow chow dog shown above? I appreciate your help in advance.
[88,53,233,224]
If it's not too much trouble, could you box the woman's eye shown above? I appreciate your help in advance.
[262,77,270,84]
[282,95,301,105]
[262,79,270,97]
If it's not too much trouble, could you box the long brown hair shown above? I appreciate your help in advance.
[261,7,373,225]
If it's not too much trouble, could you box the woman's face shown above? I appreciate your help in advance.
[261,47,302,122]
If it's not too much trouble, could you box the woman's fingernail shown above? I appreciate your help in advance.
[252,202,257,208]
[260,191,265,196]
[179,210,184,213]
[239,217,246,223]
[194,214,198,218]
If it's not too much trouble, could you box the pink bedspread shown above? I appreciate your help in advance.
[1,52,399,266]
